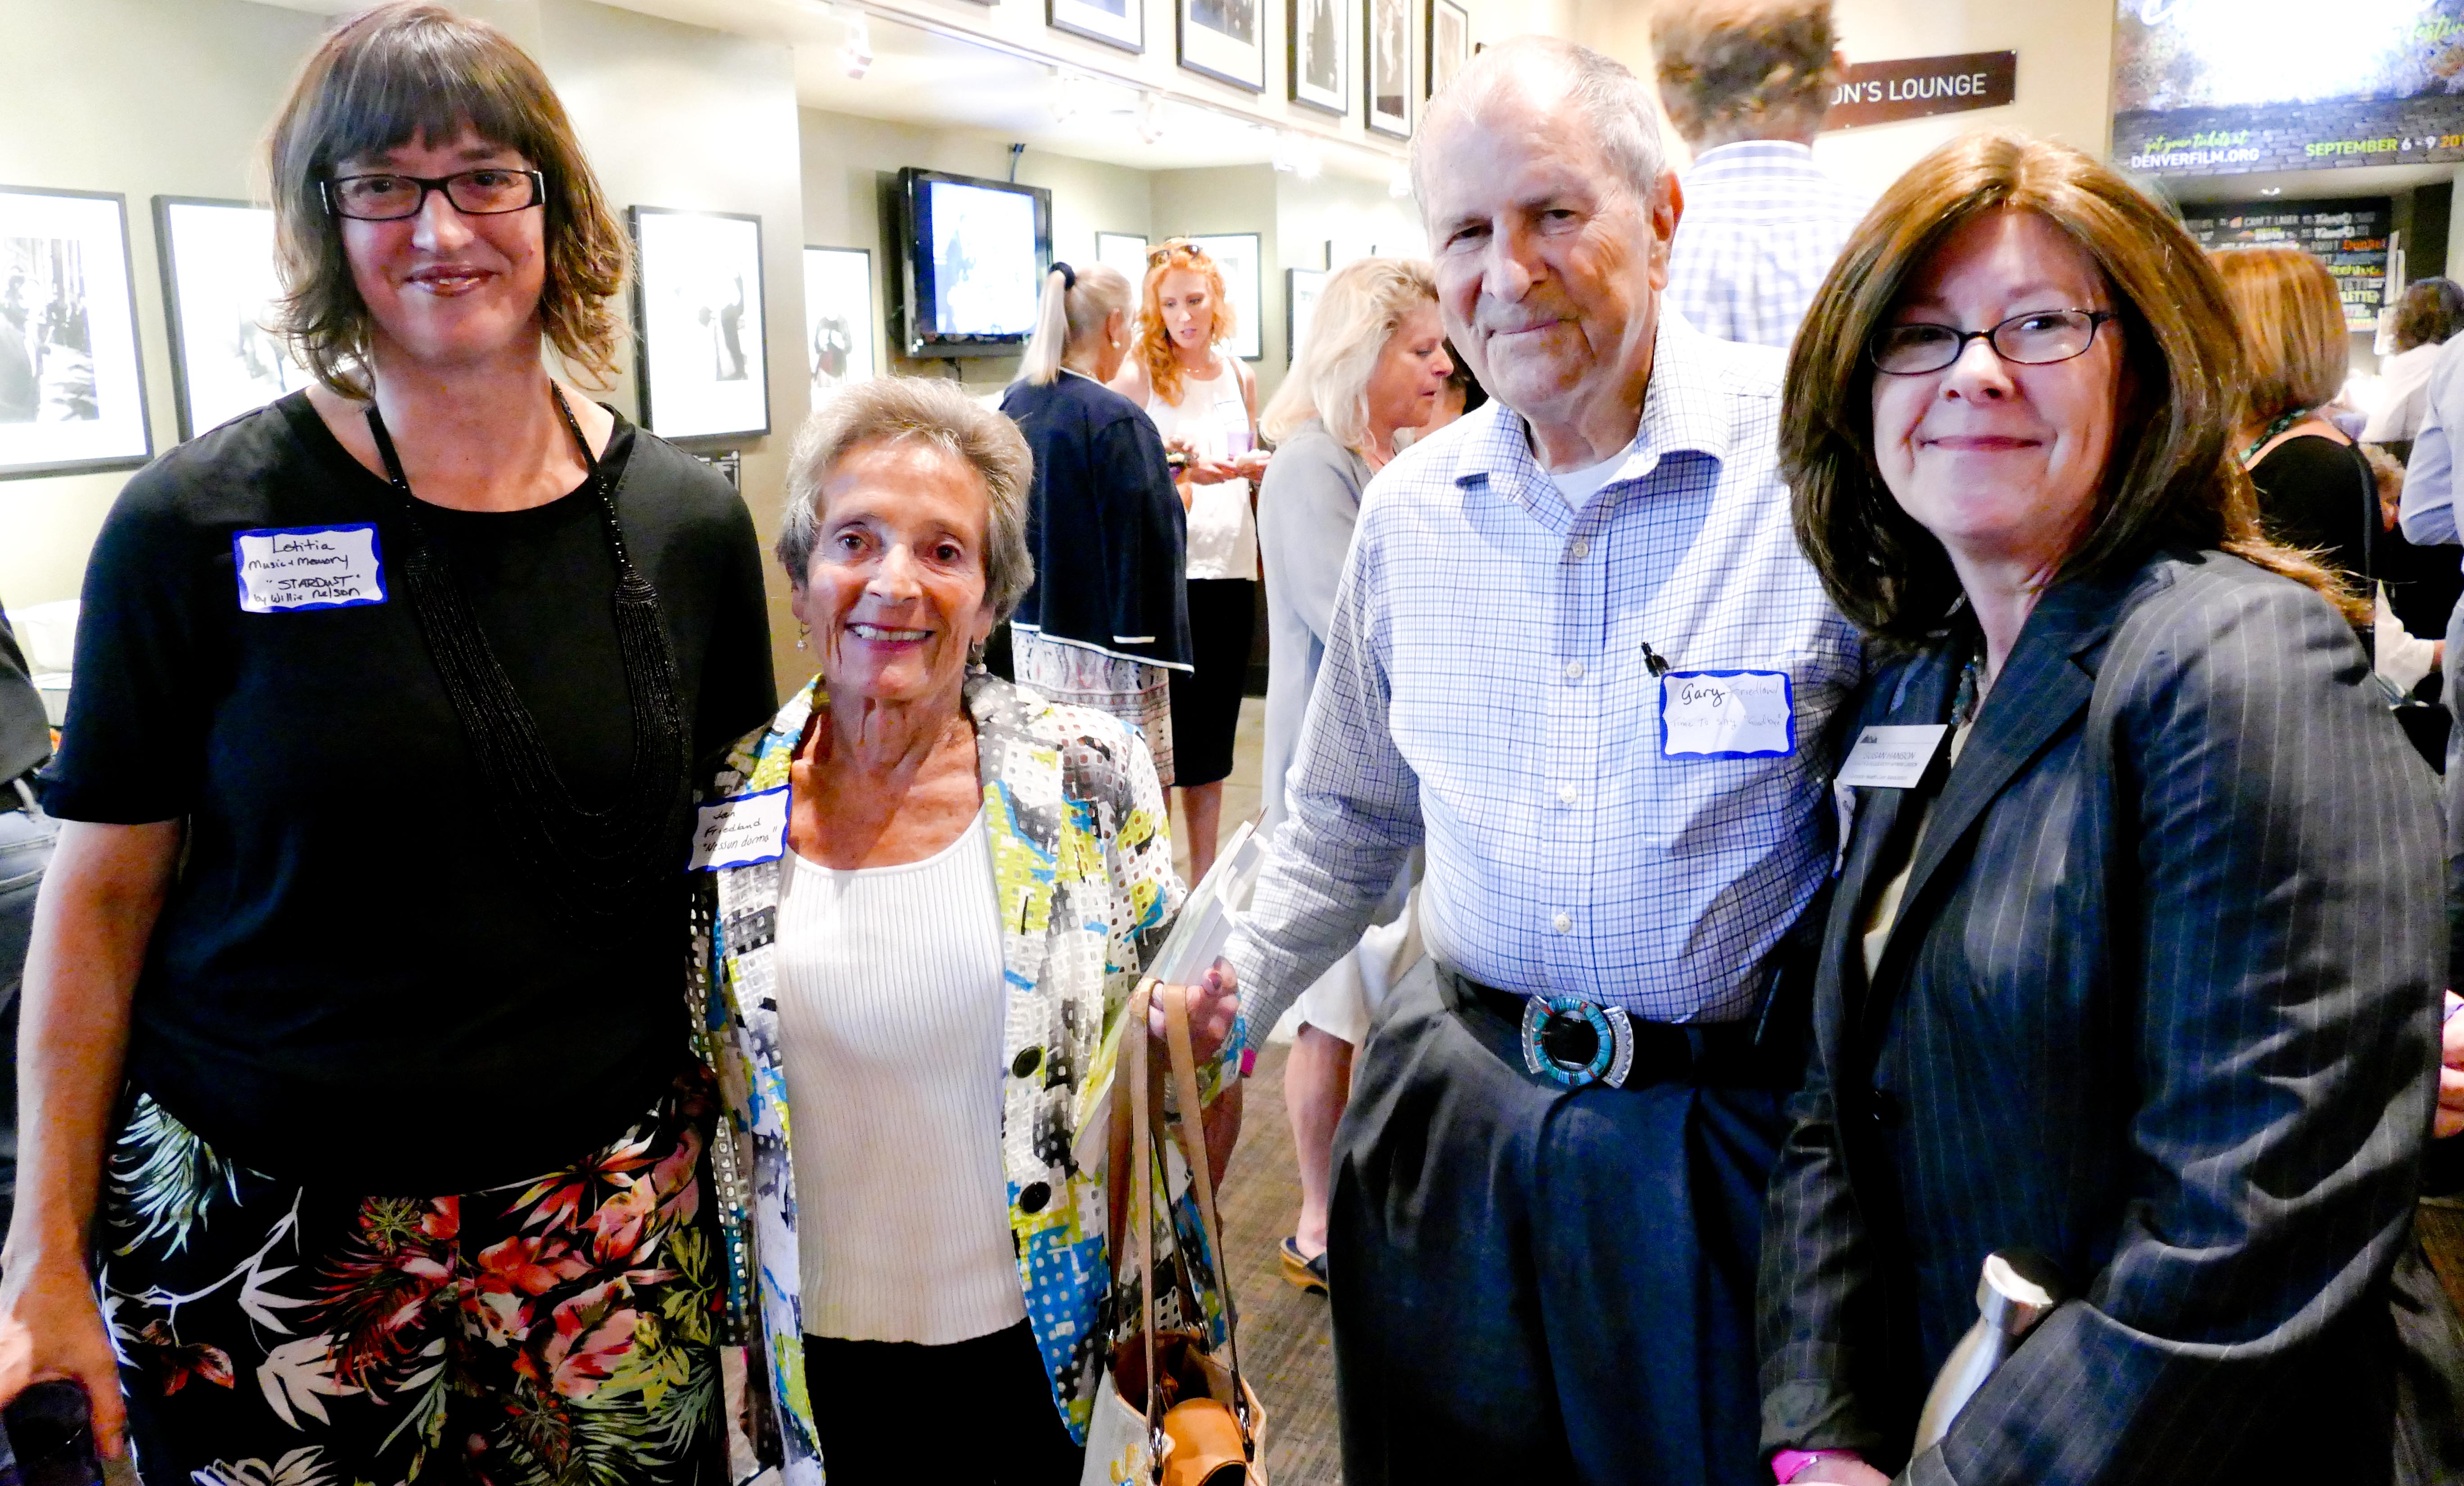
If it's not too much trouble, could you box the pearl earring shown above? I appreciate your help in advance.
[795,623,810,650]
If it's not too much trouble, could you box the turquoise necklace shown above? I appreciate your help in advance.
[2241,406,2312,465]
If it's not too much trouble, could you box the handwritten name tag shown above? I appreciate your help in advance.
[232,524,387,614]
[1835,724,1951,790]
[1660,669,1795,759]
[691,786,791,871]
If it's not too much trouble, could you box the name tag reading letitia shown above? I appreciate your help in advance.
[690,786,790,871]
[1835,724,1952,789]
[232,524,387,613]
[1659,669,1796,759]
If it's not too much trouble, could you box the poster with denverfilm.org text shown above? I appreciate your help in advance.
[2114,0,2464,176]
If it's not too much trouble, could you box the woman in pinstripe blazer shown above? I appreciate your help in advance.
[1758,130,2464,1485]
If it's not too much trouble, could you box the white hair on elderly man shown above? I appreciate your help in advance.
[1409,35,1668,209]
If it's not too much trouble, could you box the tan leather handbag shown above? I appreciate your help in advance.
[1093,980,1268,1486]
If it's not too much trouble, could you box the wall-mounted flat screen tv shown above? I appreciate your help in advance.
[897,167,1051,357]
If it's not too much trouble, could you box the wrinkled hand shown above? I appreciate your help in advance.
[1791,1459,1891,1486]
[1152,957,1241,1066]
[2437,992,2464,1139]
[0,1253,126,1459]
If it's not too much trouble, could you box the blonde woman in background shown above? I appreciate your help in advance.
[1254,257,1453,1293]
[1113,239,1266,881]
[998,261,1191,772]
[2217,245,2440,689]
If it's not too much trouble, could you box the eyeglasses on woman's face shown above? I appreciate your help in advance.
[1868,308,2115,376]
[321,168,547,222]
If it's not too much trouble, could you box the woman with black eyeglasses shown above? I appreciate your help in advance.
[0,7,772,1481]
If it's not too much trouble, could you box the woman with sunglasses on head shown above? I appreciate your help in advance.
[1112,240,1266,883]
[1760,131,2464,1483]
[0,7,773,1480]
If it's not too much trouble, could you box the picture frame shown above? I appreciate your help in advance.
[1095,231,1150,313]
[1179,0,1266,93]
[1050,0,1142,53]
[1365,0,1412,138]
[1288,0,1346,114]
[630,206,768,442]
[1187,232,1262,361]
[1286,266,1327,369]
[154,196,311,442]
[802,245,876,396]
[0,185,150,480]
[1427,0,1468,99]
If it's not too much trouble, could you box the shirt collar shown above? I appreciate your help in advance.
[1447,310,1735,517]
[1684,139,1821,175]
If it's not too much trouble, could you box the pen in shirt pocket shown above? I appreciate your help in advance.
[1640,642,1672,677]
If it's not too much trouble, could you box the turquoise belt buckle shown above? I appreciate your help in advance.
[1519,995,1635,1089]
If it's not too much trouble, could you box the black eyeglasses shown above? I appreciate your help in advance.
[320,168,547,222]
[1868,309,2116,376]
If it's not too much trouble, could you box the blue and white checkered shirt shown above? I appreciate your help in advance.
[1227,313,1864,1046]
[1666,140,1869,350]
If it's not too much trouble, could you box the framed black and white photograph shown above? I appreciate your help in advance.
[1366,0,1412,137]
[1286,266,1326,369]
[1427,0,1468,98]
[1289,0,1345,114]
[1094,231,1150,313]
[1187,232,1262,361]
[1050,0,1142,53]
[802,245,875,396]
[154,197,311,442]
[1179,0,1266,92]
[630,206,768,442]
[0,185,149,480]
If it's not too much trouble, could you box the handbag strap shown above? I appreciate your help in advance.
[1157,985,1255,1453]
[1126,979,1165,1462]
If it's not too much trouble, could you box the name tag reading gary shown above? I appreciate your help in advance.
[1835,724,1952,789]
[690,785,790,871]
[1660,669,1795,759]
[232,524,387,614]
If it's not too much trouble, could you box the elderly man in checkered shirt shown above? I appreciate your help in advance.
[1656,0,1868,349]
[1205,34,1864,1486]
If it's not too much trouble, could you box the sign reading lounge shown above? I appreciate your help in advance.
[1825,50,2017,131]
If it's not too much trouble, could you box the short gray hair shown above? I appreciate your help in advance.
[777,376,1036,625]
[1411,36,1667,211]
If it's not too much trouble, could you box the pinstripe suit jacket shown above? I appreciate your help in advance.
[1758,548,2464,1483]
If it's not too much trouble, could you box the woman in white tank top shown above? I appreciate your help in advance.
[1112,239,1267,882]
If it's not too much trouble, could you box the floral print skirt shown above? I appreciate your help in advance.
[100,1068,727,1486]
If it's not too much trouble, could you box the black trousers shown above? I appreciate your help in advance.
[1329,959,1787,1486]
[804,1321,1082,1485]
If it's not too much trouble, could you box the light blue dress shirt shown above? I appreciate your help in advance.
[1226,314,1865,1046]
[2400,332,2464,552]
[1666,140,1869,350]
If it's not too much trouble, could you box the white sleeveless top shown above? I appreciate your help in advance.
[771,806,1027,1344]
[1148,358,1259,582]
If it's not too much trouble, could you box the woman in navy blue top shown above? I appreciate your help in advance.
[999,263,1192,777]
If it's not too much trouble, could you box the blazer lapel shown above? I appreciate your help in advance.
[1859,569,2140,1040]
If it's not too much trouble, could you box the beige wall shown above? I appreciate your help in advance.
[0,0,329,607]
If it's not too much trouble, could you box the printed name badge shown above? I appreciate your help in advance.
[690,785,790,871]
[1835,724,1952,790]
[232,524,387,614]
[1659,669,1795,759]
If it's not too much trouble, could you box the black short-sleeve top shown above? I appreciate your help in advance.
[41,392,776,1193]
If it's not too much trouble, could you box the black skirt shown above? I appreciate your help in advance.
[1170,578,1255,787]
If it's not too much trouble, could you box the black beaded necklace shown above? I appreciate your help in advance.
[365,385,690,923]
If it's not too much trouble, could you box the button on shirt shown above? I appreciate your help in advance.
[1226,315,1864,1042]
[1665,140,1868,349]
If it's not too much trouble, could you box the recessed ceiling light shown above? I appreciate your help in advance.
[2260,186,2283,196]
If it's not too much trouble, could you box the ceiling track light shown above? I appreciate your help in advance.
[835,4,874,80]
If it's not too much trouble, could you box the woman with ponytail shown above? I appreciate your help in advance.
[999,262,1191,776]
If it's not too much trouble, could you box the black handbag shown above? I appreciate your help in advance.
[2355,443,2451,772]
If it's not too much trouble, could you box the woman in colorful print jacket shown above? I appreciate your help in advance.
[689,376,1242,1486]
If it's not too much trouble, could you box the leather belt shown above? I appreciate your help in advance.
[1442,968,1774,1090]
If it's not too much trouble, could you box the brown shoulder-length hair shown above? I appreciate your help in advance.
[1137,240,1235,406]
[1784,129,2354,647]
[264,3,629,398]
[2211,245,2349,428]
